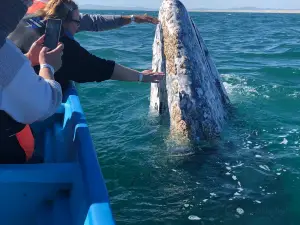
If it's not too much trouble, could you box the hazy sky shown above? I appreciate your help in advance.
[76,0,300,10]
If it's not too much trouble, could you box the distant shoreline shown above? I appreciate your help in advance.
[80,8,300,14]
[190,9,300,14]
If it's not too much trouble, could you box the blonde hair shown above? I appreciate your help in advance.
[35,0,78,21]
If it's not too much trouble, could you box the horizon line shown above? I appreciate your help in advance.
[79,4,300,11]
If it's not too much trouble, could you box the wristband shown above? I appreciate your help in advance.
[138,73,143,82]
[131,15,135,23]
[40,64,55,75]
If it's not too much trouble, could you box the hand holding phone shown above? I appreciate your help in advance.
[26,35,46,66]
[39,43,64,73]
[44,19,62,51]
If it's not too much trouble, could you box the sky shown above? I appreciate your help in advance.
[76,0,300,10]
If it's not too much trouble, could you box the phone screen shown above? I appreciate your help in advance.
[44,19,62,50]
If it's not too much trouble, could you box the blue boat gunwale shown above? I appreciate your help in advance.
[61,83,115,225]
[0,82,115,225]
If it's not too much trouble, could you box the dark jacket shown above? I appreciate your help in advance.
[8,16,116,91]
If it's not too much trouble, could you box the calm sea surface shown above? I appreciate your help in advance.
[77,10,300,225]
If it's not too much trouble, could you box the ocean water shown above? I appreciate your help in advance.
[77,11,300,224]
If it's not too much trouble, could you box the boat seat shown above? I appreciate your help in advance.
[0,163,80,225]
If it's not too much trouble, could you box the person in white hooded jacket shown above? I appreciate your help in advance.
[0,0,63,164]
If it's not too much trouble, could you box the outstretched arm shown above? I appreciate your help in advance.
[78,13,159,32]
[111,64,164,83]
[56,37,164,84]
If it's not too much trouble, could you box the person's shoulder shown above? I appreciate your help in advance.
[59,36,83,55]
[60,36,79,45]
[22,15,45,28]
[60,36,81,49]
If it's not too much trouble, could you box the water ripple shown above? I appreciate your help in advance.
[78,10,300,225]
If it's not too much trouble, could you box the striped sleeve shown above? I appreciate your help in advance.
[0,40,62,124]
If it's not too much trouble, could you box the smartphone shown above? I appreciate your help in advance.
[44,19,62,50]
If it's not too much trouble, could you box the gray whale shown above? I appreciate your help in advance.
[150,0,230,144]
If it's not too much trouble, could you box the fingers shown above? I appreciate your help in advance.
[142,70,164,76]
[151,18,159,24]
[142,69,153,74]
[136,15,159,24]
[146,16,159,24]
[142,72,165,83]
[40,47,50,54]
[56,43,64,52]
[48,43,64,54]
[35,34,45,45]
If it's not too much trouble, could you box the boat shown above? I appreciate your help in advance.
[0,83,115,225]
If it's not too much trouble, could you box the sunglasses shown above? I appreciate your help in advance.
[70,19,80,26]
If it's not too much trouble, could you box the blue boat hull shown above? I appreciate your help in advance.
[0,83,115,225]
